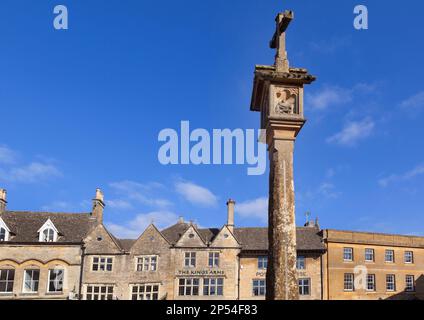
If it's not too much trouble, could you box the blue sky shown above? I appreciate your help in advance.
[0,0,423,238]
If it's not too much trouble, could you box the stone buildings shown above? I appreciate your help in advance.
[0,188,423,300]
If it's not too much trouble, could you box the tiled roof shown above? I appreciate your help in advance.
[0,211,96,243]
[160,222,325,251]
[234,227,325,251]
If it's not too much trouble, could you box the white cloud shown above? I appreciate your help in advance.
[175,181,218,207]
[316,183,341,199]
[400,91,424,110]
[41,201,74,212]
[1,162,62,183]
[0,146,17,164]
[106,211,179,239]
[307,86,352,110]
[109,180,172,208]
[236,197,268,223]
[327,118,375,146]
[106,199,133,210]
[379,164,424,187]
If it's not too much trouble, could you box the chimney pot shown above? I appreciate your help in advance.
[226,199,236,232]
[92,188,105,223]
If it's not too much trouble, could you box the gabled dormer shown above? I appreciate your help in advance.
[38,218,59,242]
[175,224,207,248]
[0,217,10,242]
[210,225,241,248]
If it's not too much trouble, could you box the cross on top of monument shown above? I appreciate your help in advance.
[270,10,294,73]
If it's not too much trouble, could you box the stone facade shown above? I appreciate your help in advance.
[1,189,424,300]
[323,230,424,300]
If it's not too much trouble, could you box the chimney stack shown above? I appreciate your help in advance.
[0,189,6,213]
[92,188,105,223]
[226,199,235,232]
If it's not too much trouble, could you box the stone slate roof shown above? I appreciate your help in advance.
[235,227,325,252]
[117,239,136,251]
[0,211,96,243]
[159,222,325,252]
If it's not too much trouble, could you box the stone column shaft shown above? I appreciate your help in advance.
[266,139,298,300]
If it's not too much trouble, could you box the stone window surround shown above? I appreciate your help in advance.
[385,250,395,263]
[405,275,415,292]
[91,256,113,272]
[208,252,220,268]
[298,278,310,296]
[183,252,197,268]
[0,268,15,294]
[135,255,158,272]
[252,279,266,296]
[343,247,354,262]
[404,251,414,264]
[364,248,375,262]
[131,283,160,300]
[84,284,115,300]
[386,274,396,292]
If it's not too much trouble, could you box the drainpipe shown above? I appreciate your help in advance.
[78,245,86,300]
[320,254,324,300]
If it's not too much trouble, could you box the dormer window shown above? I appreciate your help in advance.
[0,218,10,242]
[38,219,59,242]
[42,228,55,242]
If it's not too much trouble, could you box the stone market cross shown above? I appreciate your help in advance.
[249,10,316,300]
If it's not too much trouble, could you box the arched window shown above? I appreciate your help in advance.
[0,227,7,241]
[42,228,55,242]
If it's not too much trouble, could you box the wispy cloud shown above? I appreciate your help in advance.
[307,86,352,111]
[316,183,341,199]
[400,91,424,111]
[109,180,172,208]
[309,36,351,54]
[41,201,74,212]
[235,197,268,223]
[379,164,424,187]
[327,117,375,146]
[175,181,218,207]
[106,211,179,238]
[0,146,17,164]
[0,162,62,183]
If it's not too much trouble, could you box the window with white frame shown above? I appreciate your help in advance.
[0,269,15,293]
[178,278,200,296]
[38,219,58,242]
[47,269,64,293]
[203,278,224,296]
[131,284,159,300]
[405,275,415,292]
[92,257,113,272]
[404,251,414,264]
[386,274,396,291]
[344,273,354,291]
[298,278,310,296]
[258,256,268,269]
[136,256,158,271]
[23,269,40,293]
[385,250,394,263]
[208,252,219,268]
[0,218,10,242]
[184,252,196,268]
[297,256,306,270]
[252,279,266,296]
[366,274,376,291]
[0,228,8,242]
[343,248,353,261]
[365,248,374,262]
[85,285,114,300]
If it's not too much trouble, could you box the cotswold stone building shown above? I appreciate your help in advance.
[0,188,423,300]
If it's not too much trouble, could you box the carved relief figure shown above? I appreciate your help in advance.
[275,88,298,115]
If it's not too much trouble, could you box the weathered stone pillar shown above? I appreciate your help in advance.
[267,139,298,300]
[250,10,316,300]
